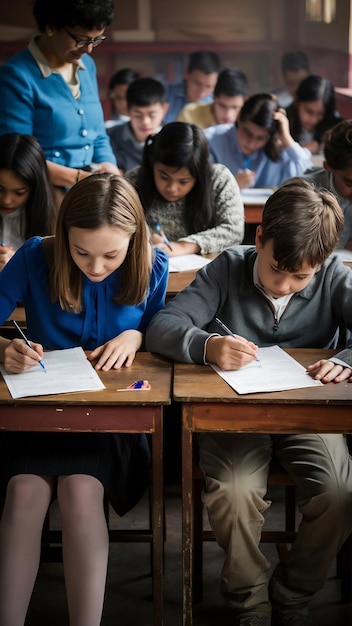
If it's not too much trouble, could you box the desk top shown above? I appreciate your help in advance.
[174,349,352,405]
[0,352,172,407]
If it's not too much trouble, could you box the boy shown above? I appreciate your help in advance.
[146,178,352,626]
[177,67,249,128]
[163,50,221,124]
[303,119,352,250]
[108,77,168,173]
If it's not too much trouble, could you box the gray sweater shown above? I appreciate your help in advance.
[125,163,244,254]
[145,245,352,367]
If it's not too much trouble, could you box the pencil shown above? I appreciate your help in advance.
[215,317,261,364]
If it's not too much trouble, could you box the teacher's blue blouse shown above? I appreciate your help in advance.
[0,237,169,350]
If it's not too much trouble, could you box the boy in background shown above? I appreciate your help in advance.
[275,51,310,108]
[303,119,352,250]
[146,178,352,626]
[178,67,249,128]
[105,67,140,129]
[108,77,168,174]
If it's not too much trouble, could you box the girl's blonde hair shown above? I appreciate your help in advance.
[50,173,151,312]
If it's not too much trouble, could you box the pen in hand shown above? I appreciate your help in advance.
[12,320,47,372]
[215,317,261,364]
[149,219,173,252]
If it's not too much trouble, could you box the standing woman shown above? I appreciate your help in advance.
[0,133,57,270]
[0,174,168,625]
[286,74,341,154]
[0,0,120,202]
[125,122,244,256]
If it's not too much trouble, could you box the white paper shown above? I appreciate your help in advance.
[0,347,105,399]
[210,345,323,394]
[168,254,212,272]
[241,188,273,205]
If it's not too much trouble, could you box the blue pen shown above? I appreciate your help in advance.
[244,156,251,170]
[150,219,173,252]
[215,317,261,364]
[12,320,47,372]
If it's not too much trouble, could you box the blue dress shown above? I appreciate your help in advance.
[0,237,169,515]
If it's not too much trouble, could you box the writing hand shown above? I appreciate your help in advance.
[206,334,259,371]
[87,329,143,371]
[307,359,352,383]
[4,338,44,373]
[235,169,256,189]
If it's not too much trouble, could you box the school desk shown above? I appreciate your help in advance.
[0,351,172,626]
[173,348,352,626]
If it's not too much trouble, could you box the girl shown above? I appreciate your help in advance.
[204,93,312,189]
[0,133,57,270]
[0,173,168,626]
[286,74,341,154]
[125,122,244,256]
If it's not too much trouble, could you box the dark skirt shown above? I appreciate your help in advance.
[0,431,150,516]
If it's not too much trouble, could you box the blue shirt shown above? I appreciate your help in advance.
[204,124,312,187]
[0,237,168,350]
[163,80,213,124]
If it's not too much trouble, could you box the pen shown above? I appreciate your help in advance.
[150,219,173,252]
[244,156,251,170]
[215,317,260,364]
[12,320,47,372]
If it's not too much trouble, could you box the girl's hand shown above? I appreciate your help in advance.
[0,244,15,270]
[273,108,293,148]
[206,334,259,370]
[87,330,143,371]
[4,338,44,373]
[150,235,199,256]
[235,169,256,189]
[307,359,352,383]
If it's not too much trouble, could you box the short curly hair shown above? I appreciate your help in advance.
[32,0,115,32]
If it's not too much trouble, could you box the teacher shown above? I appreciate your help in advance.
[0,0,120,199]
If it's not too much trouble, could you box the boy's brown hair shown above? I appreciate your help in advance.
[261,178,344,271]
[323,120,352,170]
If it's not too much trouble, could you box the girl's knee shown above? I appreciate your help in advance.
[58,474,104,517]
[4,475,52,520]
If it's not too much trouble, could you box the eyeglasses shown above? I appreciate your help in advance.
[64,27,106,49]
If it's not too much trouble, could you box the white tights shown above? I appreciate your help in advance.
[0,473,109,626]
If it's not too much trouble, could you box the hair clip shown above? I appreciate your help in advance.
[116,380,151,391]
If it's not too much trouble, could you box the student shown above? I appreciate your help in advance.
[0,133,57,270]
[204,93,312,189]
[146,178,352,626]
[275,51,310,108]
[177,67,249,128]
[125,122,244,256]
[163,50,221,124]
[105,67,141,129]
[303,119,352,250]
[0,173,168,625]
[286,74,341,154]
[108,77,168,174]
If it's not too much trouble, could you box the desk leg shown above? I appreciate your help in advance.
[182,405,194,626]
[152,409,164,626]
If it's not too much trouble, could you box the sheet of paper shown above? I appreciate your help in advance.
[0,347,105,399]
[210,345,323,394]
[241,188,273,205]
[168,254,212,272]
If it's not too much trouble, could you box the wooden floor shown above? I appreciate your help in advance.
[25,483,352,626]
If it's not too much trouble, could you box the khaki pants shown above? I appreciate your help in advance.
[199,432,352,610]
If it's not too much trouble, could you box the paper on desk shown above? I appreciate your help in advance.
[168,254,212,272]
[0,346,105,399]
[241,188,273,205]
[210,345,323,394]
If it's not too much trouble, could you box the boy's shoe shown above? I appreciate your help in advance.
[271,604,311,625]
[236,603,272,625]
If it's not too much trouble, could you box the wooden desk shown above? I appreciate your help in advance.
[0,352,172,626]
[173,348,352,626]
[244,203,264,224]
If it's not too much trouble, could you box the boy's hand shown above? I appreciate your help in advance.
[235,169,256,189]
[206,334,259,370]
[87,330,143,371]
[273,108,293,148]
[4,338,44,373]
[307,359,352,383]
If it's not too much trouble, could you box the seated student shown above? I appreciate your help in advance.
[163,50,221,124]
[108,77,168,174]
[177,67,249,128]
[146,178,352,626]
[0,173,168,625]
[286,74,341,155]
[0,133,57,270]
[125,122,244,256]
[204,93,312,189]
[275,51,310,108]
[303,119,352,250]
[105,67,141,129]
